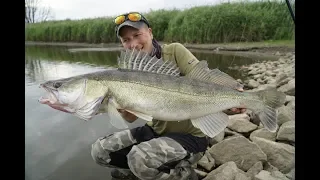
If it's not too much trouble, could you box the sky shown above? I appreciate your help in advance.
[41,0,237,20]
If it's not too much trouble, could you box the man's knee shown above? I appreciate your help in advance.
[127,137,189,180]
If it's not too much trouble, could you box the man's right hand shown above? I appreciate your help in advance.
[117,109,138,123]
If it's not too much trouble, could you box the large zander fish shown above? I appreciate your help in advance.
[39,49,286,138]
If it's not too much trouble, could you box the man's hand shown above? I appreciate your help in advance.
[229,87,247,114]
[117,109,138,123]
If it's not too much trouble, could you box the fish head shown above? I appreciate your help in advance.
[39,76,108,121]
[38,77,87,113]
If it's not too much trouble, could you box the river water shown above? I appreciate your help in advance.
[25,44,264,180]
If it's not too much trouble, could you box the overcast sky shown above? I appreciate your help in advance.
[41,0,238,20]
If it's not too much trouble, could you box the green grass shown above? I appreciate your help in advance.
[25,0,295,44]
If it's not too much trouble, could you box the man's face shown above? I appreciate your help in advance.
[119,25,154,54]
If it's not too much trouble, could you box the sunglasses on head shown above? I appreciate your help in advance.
[114,12,150,27]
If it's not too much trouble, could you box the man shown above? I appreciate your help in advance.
[91,12,245,180]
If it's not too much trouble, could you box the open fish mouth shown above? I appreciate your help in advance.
[38,84,72,113]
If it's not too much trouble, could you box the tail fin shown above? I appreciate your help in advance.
[255,88,286,132]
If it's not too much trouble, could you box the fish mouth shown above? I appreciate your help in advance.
[38,84,72,113]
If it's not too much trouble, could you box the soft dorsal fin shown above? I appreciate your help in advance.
[185,60,244,90]
[117,48,181,76]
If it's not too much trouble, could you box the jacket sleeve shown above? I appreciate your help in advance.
[169,43,200,76]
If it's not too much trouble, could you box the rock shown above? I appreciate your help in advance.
[285,168,295,180]
[265,71,276,77]
[263,162,279,172]
[208,136,267,171]
[248,79,260,88]
[275,73,288,85]
[228,114,258,133]
[276,121,295,143]
[271,171,290,180]
[229,113,250,121]
[255,83,277,91]
[277,106,295,126]
[253,74,262,80]
[194,169,207,179]
[286,100,295,111]
[250,128,277,141]
[251,137,295,174]
[224,128,244,138]
[276,77,291,88]
[285,52,293,58]
[285,96,295,105]
[208,130,225,146]
[237,79,243,84]
[246,161,264,179]
[197,151,215,171]
[278,79,295,96]
[203,161,248,180]
[255,170,289,180]
[235,172,251,180]
[248,68,260,75]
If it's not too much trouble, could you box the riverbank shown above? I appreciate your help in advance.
[193,52,295,180]
[25,40,294,59]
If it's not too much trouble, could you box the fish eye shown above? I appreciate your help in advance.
[53,82,62,88]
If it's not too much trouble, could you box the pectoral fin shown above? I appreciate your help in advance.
[191,112,229,138]
[125,110,153,122]
[106,98,129,129]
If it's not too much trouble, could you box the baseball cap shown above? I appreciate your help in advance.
[114,12,150,38]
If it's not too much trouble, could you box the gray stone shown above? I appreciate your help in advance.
[251,137,295,174]
[276,121,295,142]
[263,162,279,172]
[228,114,258,133]
[255,170,289,180]
[203,161,245,180]
[277,106,295,126]
[285,168,295,180]
[248,79,260,88]
[197,151,215,171]
[246,161,263,180]
[208,130,225,146]
[278,79,295,96]
[250,128,277,141]
[208,136,267,171]
[194,169,207,178]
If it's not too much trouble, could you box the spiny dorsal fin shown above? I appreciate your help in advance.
[185,60,244,90]
[117,48,181,76]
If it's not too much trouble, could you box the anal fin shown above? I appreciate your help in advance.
[191,112,229,138]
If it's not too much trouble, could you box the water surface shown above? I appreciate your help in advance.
[25,45,265,180]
